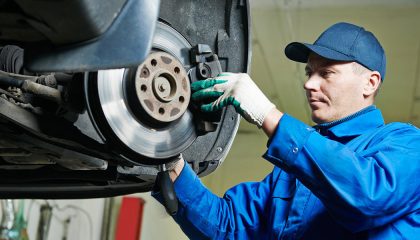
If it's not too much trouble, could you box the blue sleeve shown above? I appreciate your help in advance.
[153,162,275,239]
[263,114,420,232]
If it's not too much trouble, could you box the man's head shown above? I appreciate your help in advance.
[284,22,385,123]
[303,53,380,123]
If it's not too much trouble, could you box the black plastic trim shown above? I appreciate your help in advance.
[24,0,160,72]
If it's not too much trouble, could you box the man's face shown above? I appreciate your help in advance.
[304,54,369,124]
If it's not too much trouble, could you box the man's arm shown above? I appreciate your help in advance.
[262,108,283,138]
[155,159,277,239]
[168,108,283,182]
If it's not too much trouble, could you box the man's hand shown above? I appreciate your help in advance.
[191,73,276,127]
[168,156,185,182]
[156,155,184,215]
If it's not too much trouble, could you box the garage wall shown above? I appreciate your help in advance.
[23,199,104,240]
[21,195,187,240]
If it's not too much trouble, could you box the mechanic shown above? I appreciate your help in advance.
[154,22,420,239]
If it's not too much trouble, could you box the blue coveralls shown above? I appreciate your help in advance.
[154,106,420,239]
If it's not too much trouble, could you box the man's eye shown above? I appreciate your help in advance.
[320,71,333,77]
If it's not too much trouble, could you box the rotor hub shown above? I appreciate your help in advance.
[134,52,190,123]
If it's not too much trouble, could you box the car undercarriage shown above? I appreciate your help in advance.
[0,0,250,198]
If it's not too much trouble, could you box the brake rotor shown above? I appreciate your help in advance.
[92,22,197,160]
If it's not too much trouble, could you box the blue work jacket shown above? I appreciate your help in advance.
[156,106,420,239]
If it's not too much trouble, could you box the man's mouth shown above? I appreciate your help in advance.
[308,98,326,109]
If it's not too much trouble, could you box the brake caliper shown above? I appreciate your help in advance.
[189,44,223,135]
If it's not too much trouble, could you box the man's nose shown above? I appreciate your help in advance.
[303,75,320,91]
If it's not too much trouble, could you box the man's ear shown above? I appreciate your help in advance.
[363,71,381,97]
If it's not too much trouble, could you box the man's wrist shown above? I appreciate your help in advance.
[262,108,283,138]
[168,159,185,182]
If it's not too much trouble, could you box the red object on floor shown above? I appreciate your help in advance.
[115,196,146,240]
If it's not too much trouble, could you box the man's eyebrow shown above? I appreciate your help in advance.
[306,60,338,71]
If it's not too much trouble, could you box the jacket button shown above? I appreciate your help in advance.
[292,147,299,154]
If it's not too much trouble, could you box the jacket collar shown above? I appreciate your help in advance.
[313,105,385,139]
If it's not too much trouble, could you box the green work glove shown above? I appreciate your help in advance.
[191,73,275,127]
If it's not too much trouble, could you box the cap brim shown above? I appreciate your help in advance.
[285,42,355,63]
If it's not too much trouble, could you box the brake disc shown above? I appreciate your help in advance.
[89,22,197,161]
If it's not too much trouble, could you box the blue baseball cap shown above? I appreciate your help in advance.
[285,22,386,81]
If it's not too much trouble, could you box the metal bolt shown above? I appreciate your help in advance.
[159,84,165,92]
[216,147,223,153]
